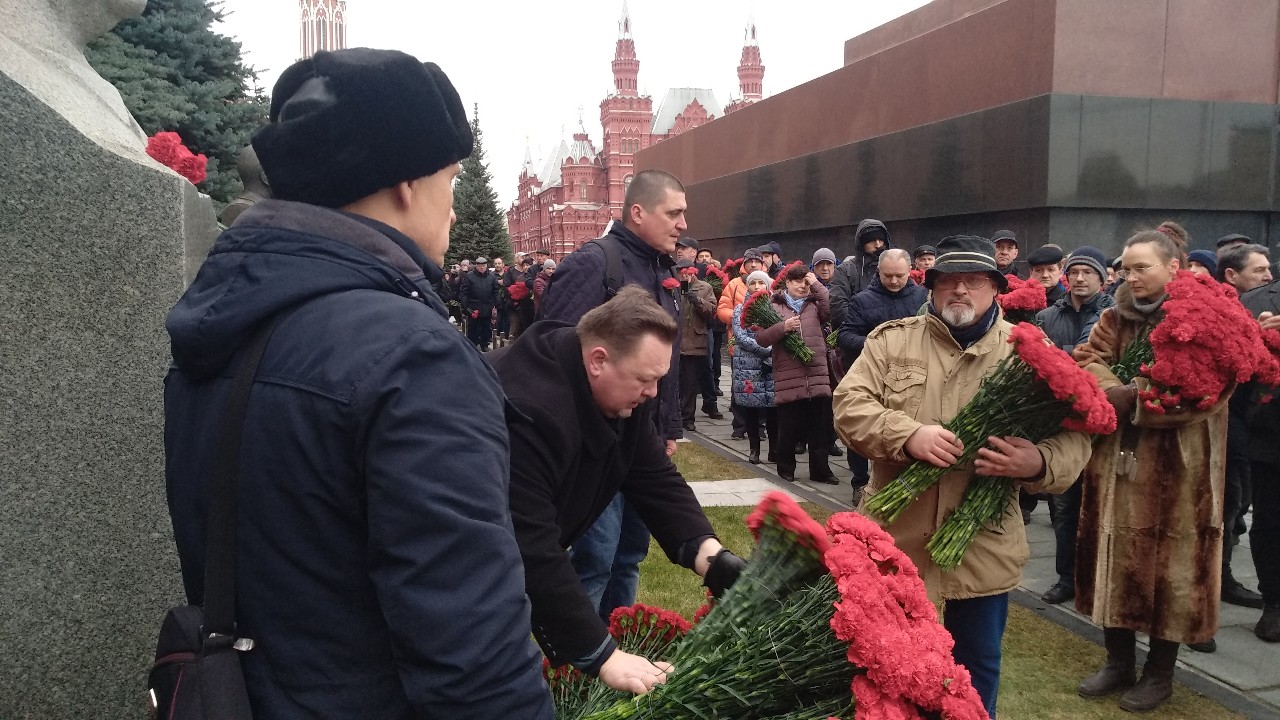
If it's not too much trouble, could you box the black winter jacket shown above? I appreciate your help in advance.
[837,275,928,359]
[538,222,683,440]
[1243,281,1280,463]
[1035,290,1116,353]
[460,267,499,314]
[164,200,552,719]
[490,323,714,668]
[830,219,890,328]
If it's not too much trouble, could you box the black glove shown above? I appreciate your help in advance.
[703,549,747,599]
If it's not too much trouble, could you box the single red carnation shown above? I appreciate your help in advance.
[745,491,830,553]
[661,277,681,290]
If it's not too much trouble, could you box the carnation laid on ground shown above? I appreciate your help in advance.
[555,494,989,720]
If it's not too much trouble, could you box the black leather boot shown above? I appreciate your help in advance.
[748,436,761,465]
[1077,627,1137,698]
[1119,638,1178,712]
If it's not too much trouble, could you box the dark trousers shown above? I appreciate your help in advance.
[1251,460,1280,605]
[741,405,776,455]
[775,397,833,479]
[466,314,493,349]
[945,593,1009,719]
[697,352,719,410]
[679,354,708,424]
[848,450,870,486]
[709,330,726,383]
[495,305,510,337]
[1051,478,1082,586]
[1224,416,1251,584]
[730,397,745,432]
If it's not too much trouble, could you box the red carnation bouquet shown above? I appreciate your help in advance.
[723,257,743,274]
[996,275,1047,325]
[741,289,814,363]
[866,323,1116,570]
[557,493,989,720]
[909,268,926,286]
[146,131,208,186]
[1113,271,1280,413]
[506,281,530,302]
[704,265,729,298]
[772,260,807,290]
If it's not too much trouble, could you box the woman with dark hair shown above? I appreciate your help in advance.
[754,264,839,484]
[1072,227,1231,712]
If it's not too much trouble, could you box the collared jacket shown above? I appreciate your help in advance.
[754,280,832,405]
[833,313,1092,602]
[164,200,552,719]
[1072,283,1231,644]
[830,219,890,328]
[836,275,928,360]
[490,323,714,668]
[539,223,683,440]
[459,267,499,315]
[680,277,718,356]
[716,274,750,326]
[1243,280,1280,464]
[1035,290,1116,353]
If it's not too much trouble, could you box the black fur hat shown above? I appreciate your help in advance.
[252,48,474,208]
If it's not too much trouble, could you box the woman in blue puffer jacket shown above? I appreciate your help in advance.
[731,271,777,464]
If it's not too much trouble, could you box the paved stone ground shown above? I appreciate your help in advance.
[684,364,1280,719]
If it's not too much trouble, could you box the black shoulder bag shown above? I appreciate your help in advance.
[147,315,282,719]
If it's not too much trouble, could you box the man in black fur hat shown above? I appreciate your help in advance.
[163,49,553,718]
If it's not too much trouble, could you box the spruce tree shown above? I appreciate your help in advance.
[447,105,512,267]
[86,0,269,206]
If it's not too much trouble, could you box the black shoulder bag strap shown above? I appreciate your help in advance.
[596,235,624,300]
[201,313,285,642]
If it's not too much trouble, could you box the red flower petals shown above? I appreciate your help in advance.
[909,269,925,286]
[661,277,681,290]
[997,275,1048,313]
[745,491,831,553]
[1009,322,1117,434]
[146,131,208,186]
[506,282,529,301]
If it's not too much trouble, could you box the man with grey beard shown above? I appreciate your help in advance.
[833,234,1091,717]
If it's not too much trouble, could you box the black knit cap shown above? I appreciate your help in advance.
[252,48,474,208]
[925,235,1009,292]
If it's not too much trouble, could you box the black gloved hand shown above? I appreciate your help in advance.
[703,549,747,599]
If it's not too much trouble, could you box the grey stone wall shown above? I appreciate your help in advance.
[0,72,205,718]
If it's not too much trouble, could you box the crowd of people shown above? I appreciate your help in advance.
[161,47,1280,719]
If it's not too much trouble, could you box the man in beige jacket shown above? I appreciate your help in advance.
[833,234,1092,718]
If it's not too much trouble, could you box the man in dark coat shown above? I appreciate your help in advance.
[836,248,927,490]
[1242,279,1280,641]
[1027,245,1068,306]
[1033,246,1116,606]
[538,169,687,620]
[163,49,552,718]
[491,287,744,694]
[830,218,890,328]
[460,255,499,350]
[992,229,1030,279]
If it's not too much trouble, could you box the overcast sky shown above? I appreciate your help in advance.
[214,0,931,207]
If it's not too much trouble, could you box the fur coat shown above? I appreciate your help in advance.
[1072,283,1230,644]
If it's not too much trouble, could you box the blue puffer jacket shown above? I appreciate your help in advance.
[731,304,774,407]
[164,200,552,719]
[837,275,929,359]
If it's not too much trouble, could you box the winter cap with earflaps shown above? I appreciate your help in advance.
[925,235,1009,292]
[252,48,473,209]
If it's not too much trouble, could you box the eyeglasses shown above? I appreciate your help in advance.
[1066,268,1098,279]
[933,274,993,290]
[1123,264,1166,276]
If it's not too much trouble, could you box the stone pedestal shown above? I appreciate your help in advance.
[0,72,215,717]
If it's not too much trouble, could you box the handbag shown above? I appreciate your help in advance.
[147,315,283,719]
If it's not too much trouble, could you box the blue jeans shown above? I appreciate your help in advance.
[944,592,1009,719]
[570,495,651,620]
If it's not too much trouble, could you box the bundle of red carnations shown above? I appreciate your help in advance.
[506,281,530,302]
[995,275,1047,325]
[742,290,815,363]
[909,269,926,286]
[145,131,208,185]
[1113,271,1280,413]
[704,265,729,298]
[772,260,807,290]
[865,323,1116,570]
[552,493,988,720]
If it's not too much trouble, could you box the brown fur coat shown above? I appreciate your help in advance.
[1072,283,1229,643]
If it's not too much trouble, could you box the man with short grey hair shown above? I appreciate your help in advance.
[1217,244,1273,294]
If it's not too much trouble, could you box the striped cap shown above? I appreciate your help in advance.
[924,235,1009,291]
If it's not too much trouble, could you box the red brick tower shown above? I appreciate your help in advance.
[725,18,765,115]
[300,0,347,60]
[599,0,653,219]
